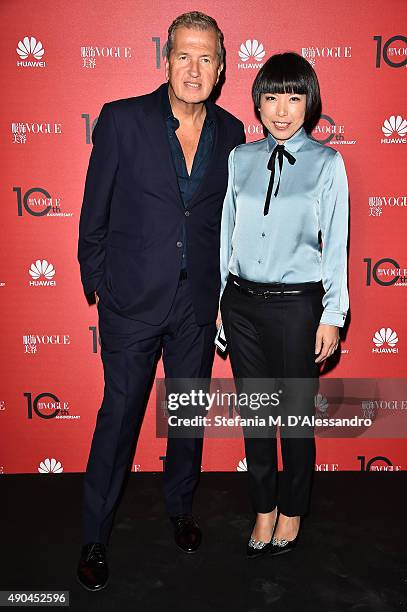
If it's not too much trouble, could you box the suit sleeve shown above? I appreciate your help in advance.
[235,120,246,147]
[78,103,119,295]
[319,151,349,327]
[220,147,237,299]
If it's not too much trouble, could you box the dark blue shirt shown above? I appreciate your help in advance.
[163,88,215,268]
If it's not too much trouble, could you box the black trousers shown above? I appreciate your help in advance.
[220,274,323,517]
[82,276,216,545]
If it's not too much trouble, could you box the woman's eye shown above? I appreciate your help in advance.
[265,96,276,101]
[290,96,301,101]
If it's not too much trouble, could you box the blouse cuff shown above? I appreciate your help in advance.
[320,309,346,328]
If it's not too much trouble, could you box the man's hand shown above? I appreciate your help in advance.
[315,324,339,363]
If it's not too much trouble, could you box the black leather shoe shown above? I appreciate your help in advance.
[247,508,278,559]
[77,542,109,591]
[269,521,301,556]
[170,514,202,553]
[246,537,273,559]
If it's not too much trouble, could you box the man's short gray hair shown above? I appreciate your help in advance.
[166,11,225,66]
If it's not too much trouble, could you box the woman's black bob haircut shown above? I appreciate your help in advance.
[252,52,322,133]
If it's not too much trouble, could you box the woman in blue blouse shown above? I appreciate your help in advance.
[220,52,349,558]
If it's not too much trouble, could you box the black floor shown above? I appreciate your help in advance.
[1,473,406,611]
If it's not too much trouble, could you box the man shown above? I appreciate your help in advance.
[77,11,245,591]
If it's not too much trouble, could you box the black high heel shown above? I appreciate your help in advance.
[246,508,278,559]
[269,516,301,556]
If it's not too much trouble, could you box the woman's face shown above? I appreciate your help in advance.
[258,92,306,143]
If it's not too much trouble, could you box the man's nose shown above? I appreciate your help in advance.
[188,58,200,77]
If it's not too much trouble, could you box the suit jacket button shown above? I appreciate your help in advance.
[176,241,183,248]
[185,210,190,216]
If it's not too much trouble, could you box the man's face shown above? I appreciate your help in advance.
[165,26,223,105]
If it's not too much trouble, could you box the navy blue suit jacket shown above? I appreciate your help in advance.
[78,83,245,325]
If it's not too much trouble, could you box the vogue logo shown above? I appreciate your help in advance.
[312,114,356,145]
[25,392,78,420]
[23,334,70,355]
[358,455,401,471]
[29,260,56,286]
[364,257,407,287]
[302,45,351,66]
[372,327,399,354]
[38,458,63,474]
[16,36,46,67]
[381,115,407,144]
[13,187,71,218]
[368,195,407,217]
[373,35,407,68]
[11,122,62,144]
[238,40,265,69]
[81,45,132,68]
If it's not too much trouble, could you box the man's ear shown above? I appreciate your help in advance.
[216,63,224,85]
[164,57,169,81]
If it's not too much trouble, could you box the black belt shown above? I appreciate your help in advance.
[229,275,323,298]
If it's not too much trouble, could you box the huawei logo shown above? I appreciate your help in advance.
[29,259,55,280]
[238,40,265,62]
[237,457,247,471]
[373,327,399,347]
[382,115,407,138]
[17,36,44,60]
[38,458,63,473]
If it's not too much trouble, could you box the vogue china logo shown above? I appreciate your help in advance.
[38,458,63,474]
[29,260,56,286]
[312,114,356,146]
[364,257,407,287]
[238,40,265,69]
[381,115,407,144]
[23,334,70,355]
[13,186,72,218]
[368,195,407,218]
[11,122,62,144]
[81,45,132,68]
[25,392,79,420]
[373,35,407,68]
[372,327,399,354]
[301,45,352,67]
[16,36,46,67]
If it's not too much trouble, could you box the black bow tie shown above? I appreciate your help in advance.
[263,144,296,215]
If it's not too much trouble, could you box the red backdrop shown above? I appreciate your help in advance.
[1,0,406,474]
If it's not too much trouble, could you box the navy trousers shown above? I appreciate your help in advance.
[82,276,216,545]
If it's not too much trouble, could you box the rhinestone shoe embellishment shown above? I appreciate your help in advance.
[271,536,289,547]
[248,537,269,550]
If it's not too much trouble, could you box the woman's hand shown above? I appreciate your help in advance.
[314,324,339,363]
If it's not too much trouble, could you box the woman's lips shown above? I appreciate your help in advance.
[273,121,291,130]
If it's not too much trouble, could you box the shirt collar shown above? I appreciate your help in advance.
[266,126,308,154]
[161,82,215,128]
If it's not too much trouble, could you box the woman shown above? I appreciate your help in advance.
[219,52,349,558]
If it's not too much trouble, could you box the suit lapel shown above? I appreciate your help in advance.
[188,104,225,210]
[141,83,185,211]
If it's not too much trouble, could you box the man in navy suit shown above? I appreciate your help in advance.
[77,11,245,591]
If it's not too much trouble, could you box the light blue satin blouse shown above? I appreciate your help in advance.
[220,127,349,327]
